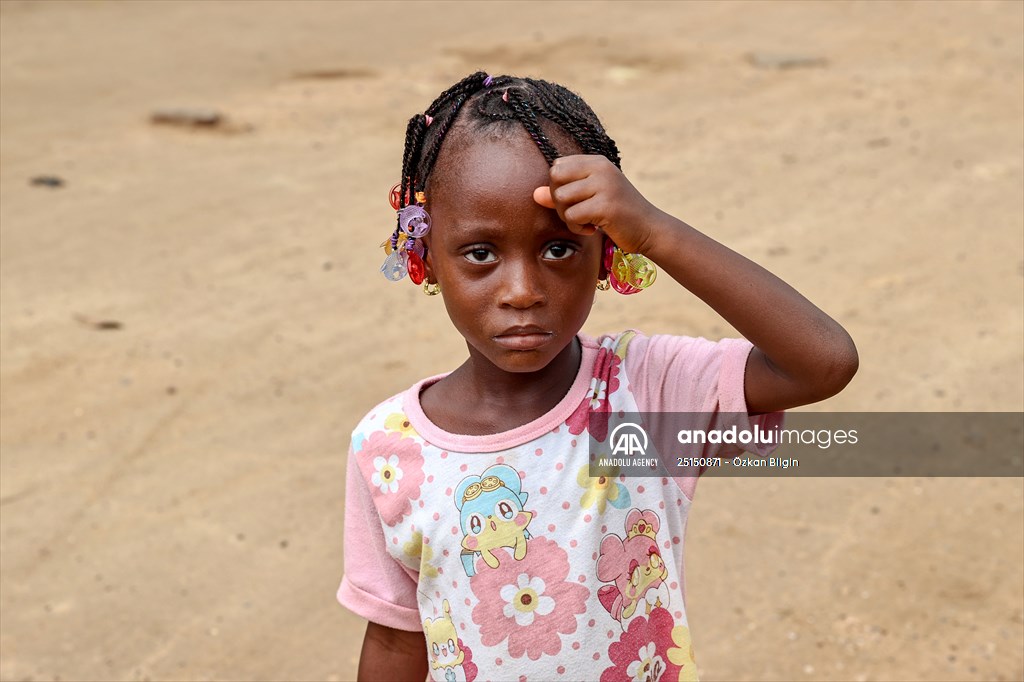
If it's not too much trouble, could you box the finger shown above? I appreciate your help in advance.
[533,185,555,209]
[566,222,598,236]
[550,177,598,208]
[562,196,603,231]
[550,154,606,183]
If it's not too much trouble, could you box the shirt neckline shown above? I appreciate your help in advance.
[402,333,598,453]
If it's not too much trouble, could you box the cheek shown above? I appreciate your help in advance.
[514,512,528,527]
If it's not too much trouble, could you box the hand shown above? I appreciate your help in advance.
[532,155,660,254]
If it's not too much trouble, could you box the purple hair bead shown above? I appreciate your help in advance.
[483,75,494,87]
[398,205,431,238]
[406,238,425,258]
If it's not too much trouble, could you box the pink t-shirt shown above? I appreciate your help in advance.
[338,330,783,681]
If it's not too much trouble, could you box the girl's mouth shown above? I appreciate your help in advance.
[493,331,554,351]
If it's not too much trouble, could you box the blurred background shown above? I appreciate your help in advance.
[1,1,1021,680]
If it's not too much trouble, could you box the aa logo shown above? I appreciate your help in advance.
[610,422,648,456]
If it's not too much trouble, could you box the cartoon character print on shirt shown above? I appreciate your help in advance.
[596,509,671,630]
[454,464,533,577]
[423,599,478,682]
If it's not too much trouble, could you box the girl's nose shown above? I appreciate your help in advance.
[499,258,546,309]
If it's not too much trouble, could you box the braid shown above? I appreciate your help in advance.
[399,114,427,209]
[394,72,621,217]
[503,88,561,165]
[524,78,621,168]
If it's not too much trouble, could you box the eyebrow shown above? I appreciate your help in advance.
[445,220,576,243]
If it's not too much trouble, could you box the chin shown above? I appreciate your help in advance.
[493,349,559,373]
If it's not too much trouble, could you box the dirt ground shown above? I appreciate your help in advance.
[1,1,1021,681]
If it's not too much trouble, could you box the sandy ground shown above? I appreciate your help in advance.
[1,1,1022,681]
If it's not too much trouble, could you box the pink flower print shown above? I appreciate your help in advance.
[372,455,402,493]
[500,574,555,626]
[590,379,608,409]
[667,625,699,682]
[566,340,622,441]
[627,643,665,682]
[356,430,425,526]
[470,537,588,660]
[600,607,679,682]
[577,464,631,514]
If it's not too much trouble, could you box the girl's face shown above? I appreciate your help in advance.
[423,129,604,375]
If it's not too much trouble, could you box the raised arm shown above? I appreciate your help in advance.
[535,155,858,413]
[634,211,858,412]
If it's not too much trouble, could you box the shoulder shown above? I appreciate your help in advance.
[615,331,751,373]
[586,330,755,412]
[583,328,746,366]
[582,328,643,359]
[349,379,427,454]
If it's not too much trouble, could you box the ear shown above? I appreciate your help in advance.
[421,232,437,284]
[598,234,610,281]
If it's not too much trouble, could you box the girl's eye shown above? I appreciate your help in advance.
[447,639,456,652]
[468,513,484,535]
[543,243,577,260]
[464,248,496,263]
[432,643,440,655]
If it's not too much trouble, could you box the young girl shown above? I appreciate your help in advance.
[337,72,857,681]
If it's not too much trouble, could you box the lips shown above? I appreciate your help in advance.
[493,324,554,351]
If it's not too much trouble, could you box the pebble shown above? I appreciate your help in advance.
[150,108,223,128]
[29,175,65,188]
[746,52,828,70]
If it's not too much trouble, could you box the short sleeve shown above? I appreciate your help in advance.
[624,333,785,500]
[336,443,422,631]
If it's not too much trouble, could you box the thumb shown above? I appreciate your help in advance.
[533,186,555,209]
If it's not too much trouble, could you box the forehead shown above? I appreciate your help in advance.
[431,128,550,209]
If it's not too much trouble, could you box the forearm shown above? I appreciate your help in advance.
[639,210,858,410]
[357,621,428,682]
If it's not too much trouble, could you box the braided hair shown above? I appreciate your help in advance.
[394,71,621,223]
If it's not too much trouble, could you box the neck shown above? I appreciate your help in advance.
[451,336,582,418]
